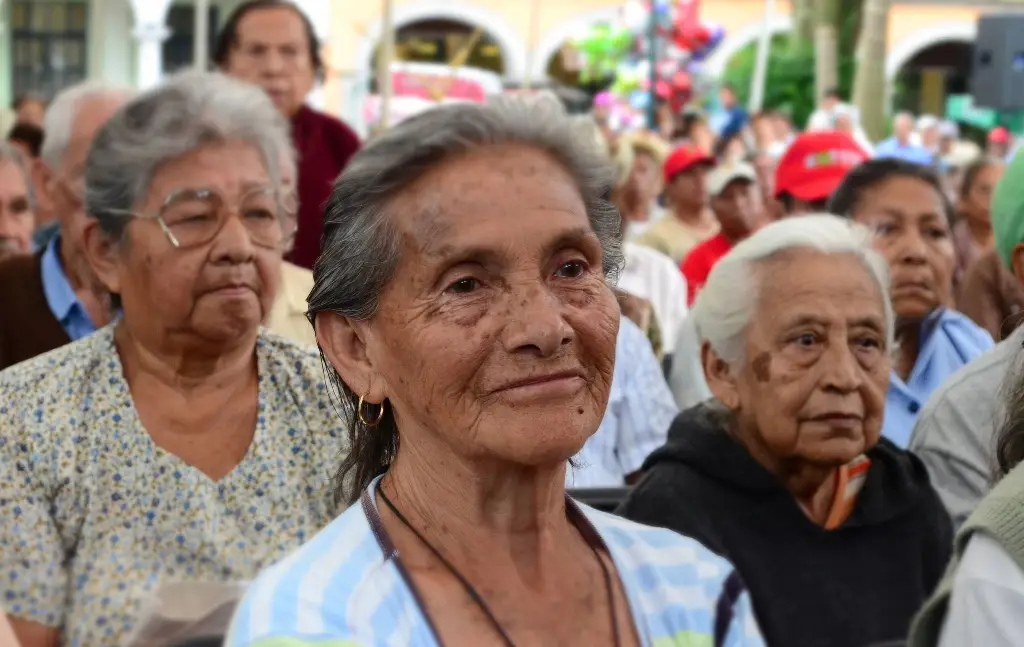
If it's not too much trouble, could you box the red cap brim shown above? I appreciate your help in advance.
[775,173,846,202]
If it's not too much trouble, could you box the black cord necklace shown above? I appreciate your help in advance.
[378,484,622,647]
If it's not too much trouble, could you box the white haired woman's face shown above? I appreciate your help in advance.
[705,249,890,466]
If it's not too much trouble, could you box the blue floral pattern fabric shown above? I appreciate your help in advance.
[0,325,347,647]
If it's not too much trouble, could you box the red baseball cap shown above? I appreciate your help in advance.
[989,126,1010,144]
[663,145,714,184]
[774,131,869,202]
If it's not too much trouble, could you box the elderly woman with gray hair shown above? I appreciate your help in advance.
[0,71,345,647]
[619,215,953,647]
[0,142,35,259]
[227,96,763,647]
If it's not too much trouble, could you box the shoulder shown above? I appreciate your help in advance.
[257,329,323,384]
[0,253,40,299]
[227,505,385,646]
[0,326,110,397]
[938,308,995,353]
[303,107,360,148]
[583,507,762,644]
[910,327,1018,448]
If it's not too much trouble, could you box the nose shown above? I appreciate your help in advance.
[262,49,286,75]
[820,340,862,394]
[500,284,574,358]
[895,228,928,265]
[210,213,257,265]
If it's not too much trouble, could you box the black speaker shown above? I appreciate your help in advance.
[972,13,1024,110]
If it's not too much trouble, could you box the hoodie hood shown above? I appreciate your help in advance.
[643,401,937,528]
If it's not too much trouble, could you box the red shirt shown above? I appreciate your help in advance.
[289,105,361,269]
[680,232,733,305]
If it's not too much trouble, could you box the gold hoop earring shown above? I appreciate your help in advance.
[357,394,385,427]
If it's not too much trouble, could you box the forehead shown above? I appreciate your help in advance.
[235,7,308,44]
[387,144,590,254]
[146,141,271,195]
[854,176,944,220]
[0,159,28,188]
[753,251,885,327]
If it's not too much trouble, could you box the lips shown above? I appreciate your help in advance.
[492,370,587,393]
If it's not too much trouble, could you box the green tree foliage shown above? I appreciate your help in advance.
[723,4,859,128]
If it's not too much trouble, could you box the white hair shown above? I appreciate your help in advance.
[691,213,895,366]
[40,80,135,169]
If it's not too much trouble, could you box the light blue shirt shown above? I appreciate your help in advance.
[874,138,935,166]
[568,317,679,488]
[226,476,766,647]
[883,308,993,447]
[40,235,97,341]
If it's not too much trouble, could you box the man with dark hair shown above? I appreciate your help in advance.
[216,0,360,270]
[6,122,44,159]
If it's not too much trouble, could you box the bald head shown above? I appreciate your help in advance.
[41,82,134,173]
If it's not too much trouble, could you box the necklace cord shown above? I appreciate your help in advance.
[377,484,621,647]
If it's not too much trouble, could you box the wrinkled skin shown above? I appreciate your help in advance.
[325,144,621,468]
[706,251,890,506]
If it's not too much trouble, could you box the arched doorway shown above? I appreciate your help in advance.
[891,40,972,115]
[369,18,506,91]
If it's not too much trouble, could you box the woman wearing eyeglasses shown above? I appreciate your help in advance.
[0,71,347,647]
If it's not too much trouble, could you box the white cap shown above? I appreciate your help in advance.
[706,162,757,197]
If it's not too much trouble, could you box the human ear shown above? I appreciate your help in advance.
[81,221,122,294]
[1010,244,1024,288]
[315,312,387,404]
[702,341,740,410]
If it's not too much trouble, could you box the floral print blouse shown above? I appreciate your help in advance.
[0,325,347,647]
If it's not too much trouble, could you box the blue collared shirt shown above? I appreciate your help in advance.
[874,138,936,166]
[883,308,993,447]
[567,316,679,487]
[41,235,98,341]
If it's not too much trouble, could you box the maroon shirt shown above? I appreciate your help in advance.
[289,105,361,269]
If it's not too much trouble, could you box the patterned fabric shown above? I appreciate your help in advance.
[0,325,347,647]
[39,234,96,341]
[567,317,679,488]
[226,477,765,647]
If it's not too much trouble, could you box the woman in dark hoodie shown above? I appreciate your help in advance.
[619,215,953,647]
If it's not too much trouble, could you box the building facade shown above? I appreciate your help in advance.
[0,0,1021,133]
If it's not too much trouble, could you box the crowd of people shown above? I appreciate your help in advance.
[2,1,1024,646]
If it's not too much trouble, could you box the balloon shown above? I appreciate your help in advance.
[622,0,649,33]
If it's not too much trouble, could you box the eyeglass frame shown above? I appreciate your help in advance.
[101,186,299,250]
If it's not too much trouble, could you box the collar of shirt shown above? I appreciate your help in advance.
[40,234,97,341]
[883,308,994,447]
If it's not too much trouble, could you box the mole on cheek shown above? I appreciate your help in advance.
[751,352,772,383]
[577,407,584,415]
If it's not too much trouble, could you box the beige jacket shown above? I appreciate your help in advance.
[266,261,316,347]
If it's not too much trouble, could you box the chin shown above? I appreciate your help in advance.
[894,298,938,320]
[479,409,600,467]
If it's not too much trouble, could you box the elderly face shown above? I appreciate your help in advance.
[894,115,914,142]
[91,141,282,342]
[707,250,890,466]
[334,145,619,466]
[224,6,316,118]
[42,95,126,275]
[851,176,954,319]
[0,158,34,254]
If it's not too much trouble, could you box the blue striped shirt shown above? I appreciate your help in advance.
[226,477,765,647]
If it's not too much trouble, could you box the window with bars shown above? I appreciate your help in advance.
[9,0,89,100]
[163,4,221,74]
